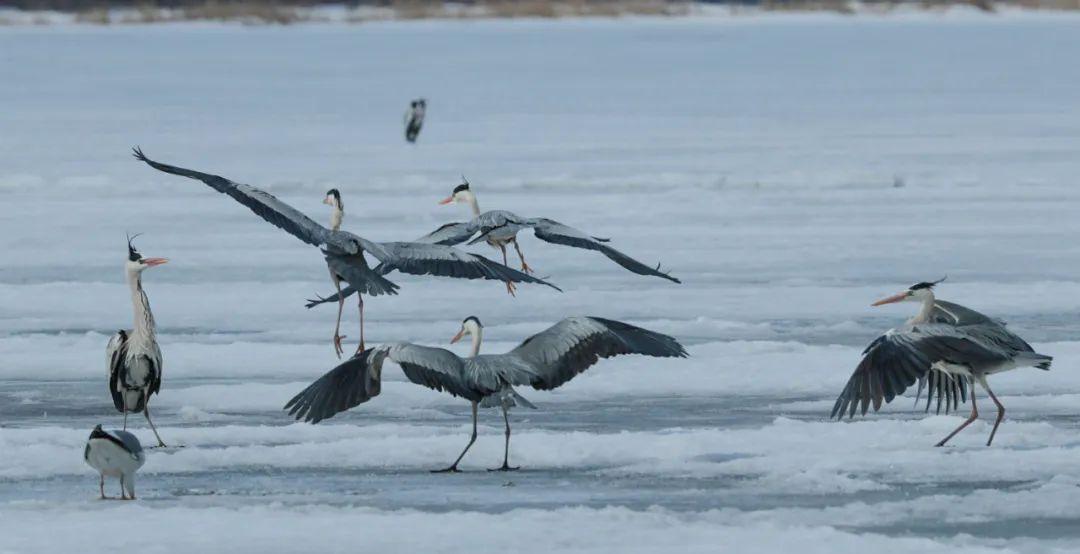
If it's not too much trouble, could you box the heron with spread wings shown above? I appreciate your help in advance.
[285,316,687,472]
[133,148,559,357]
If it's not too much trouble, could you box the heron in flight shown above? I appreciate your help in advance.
[285,316,688,472]
[306,178,679,309]
[133,148,558,357]
[404,98,426,143]
[831,278,1052,447]
[106,235,168,447]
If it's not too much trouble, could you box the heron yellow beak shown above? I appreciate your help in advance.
[871,292,907,306]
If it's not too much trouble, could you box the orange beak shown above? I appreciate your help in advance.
[143,257,169,267]
[871,292,907,307]
[438,196,454,205]
[450,329,465,344]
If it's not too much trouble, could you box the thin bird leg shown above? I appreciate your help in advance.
[123,409,128,431]
[983,380,1007,447]
[144,399,167,448]
[935,380,978,447]
[330,271,346,359]
[489,405,519,472]
[354,294,366,356]
[99,474,106,500]
[512,239,533,274]
[432,402,479,473]
[500,245,517,296]
[119,475,128,501]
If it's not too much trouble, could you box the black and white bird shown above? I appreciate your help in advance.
[404,98,426,143]
[307,178,679,308]
[106,235,168,447]
[285,316,688,472]
[134,148,558,357]
[84,424,146,500]
[831,278,1052,447]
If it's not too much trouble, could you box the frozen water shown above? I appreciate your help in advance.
[3,13,1080,553]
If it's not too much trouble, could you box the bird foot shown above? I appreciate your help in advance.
[505,281,517,297]
[431,466,462,474]
[520,263,534,275]
[487,465,520,472]
[333,334,347,358]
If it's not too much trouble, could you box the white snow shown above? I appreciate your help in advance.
[2,14,1080,553]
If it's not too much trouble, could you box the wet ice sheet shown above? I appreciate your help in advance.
[3,13,1080,554]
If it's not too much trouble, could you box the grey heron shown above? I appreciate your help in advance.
[106,235,168,447]
[84,424,146,500]
[285,316,688,472]
[405,98,425,143]
[133,148,559,357]
[307,178,679,309]
[831,278,1052,447]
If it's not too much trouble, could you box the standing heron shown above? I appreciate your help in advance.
[84,424,146,500]
[285,316,688,472]
[831,278,1052,447]
[106,235,168,447]
[133,148,558,357]
[404,98,426,143]
[307,178,679,308]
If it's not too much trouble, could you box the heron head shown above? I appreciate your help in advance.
[323,189,343,210]
[439,178,473,206]
[125,234,168,274]
[872,276,945,306]
[451,316,483,344]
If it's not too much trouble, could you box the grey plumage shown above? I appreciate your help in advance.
[285,317,687,470]
[831,300,1051,421]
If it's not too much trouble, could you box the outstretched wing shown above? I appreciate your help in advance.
[415,221,479,246]
[360,242,562,290]
[133,147,357,254]
[830,323,1011,419]
[284,348,386,424]
[477,217,679,283]
[384,343,485,401]
[503,316,688,390]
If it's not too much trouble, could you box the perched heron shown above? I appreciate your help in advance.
[307,178,679,308]
[106,235,168,447]
[133,148,558,357]
[404,98,426,143]
[84,424,146,500]
[831,278,1052,447]
[285,316,688,472]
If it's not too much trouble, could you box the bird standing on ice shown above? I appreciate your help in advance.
[831,278,1052,447]
[84,424,146,500]
[404,98,426,143]
[106,235,169,447]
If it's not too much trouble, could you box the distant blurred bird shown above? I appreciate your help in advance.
[831,278,1052,447]
[404,98,426,143]
[84,424,146,500]
[106,235,169,447]
[285,316,688,472]
[134,148,558,358]
[307,178,679,308]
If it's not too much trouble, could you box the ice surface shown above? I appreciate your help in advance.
[3,14,1080,553]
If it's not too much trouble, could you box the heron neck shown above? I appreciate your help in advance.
[468,329,482,358]
[126,271,156,340]
[330,206,343,231]
[467,196,480,217]
[910,294,935,325]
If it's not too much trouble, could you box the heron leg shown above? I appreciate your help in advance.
[499,245,517,296]
[330,271,346,359]
[354,294,366,356]
[432,402,478,473]
[119,475,128,500]
[512,239,533,274]
[99,474,106,500]
[935,379,978,447]
[123,408,128,431]
[983,380,1006,446]
[489,405,519,472]
[144,399,167,448]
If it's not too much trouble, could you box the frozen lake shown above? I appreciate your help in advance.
[3,13,1080,553]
